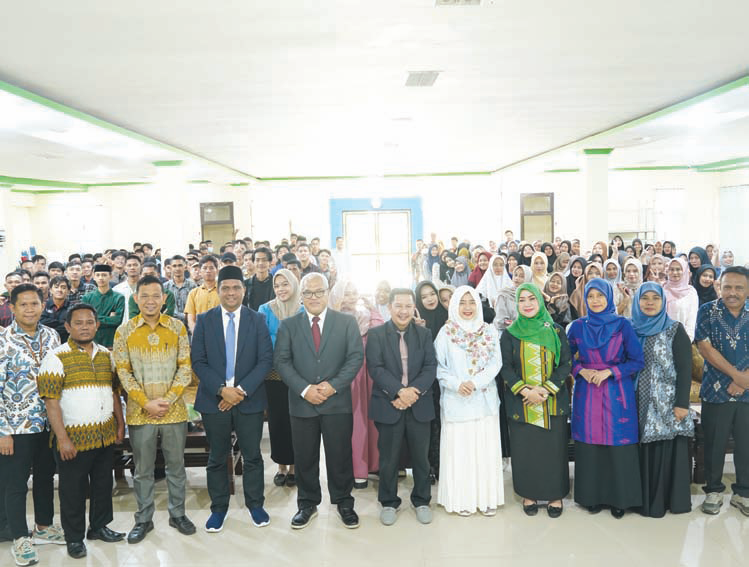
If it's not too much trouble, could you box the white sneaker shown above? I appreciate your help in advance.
[701,492,723,515]
[380,507,398,526]
[33,524,65,545]
[730,493,749,517]
[12,536,38,567]
[414,505,433,524]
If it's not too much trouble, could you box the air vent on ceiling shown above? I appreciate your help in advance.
[406,71,440,87]
[436,0,481,5]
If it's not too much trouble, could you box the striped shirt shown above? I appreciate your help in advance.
[37,340,118,452]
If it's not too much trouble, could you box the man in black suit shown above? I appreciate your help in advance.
[192,266,273,533]
[366,288,437,526]
[274,273,364,529]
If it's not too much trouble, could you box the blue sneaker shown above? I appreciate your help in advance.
[204,512,226,533]
[249,507,270,527]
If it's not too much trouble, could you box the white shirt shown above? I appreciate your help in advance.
[301,308,328,398]
[113,280,136,321]
[221,305,242,387]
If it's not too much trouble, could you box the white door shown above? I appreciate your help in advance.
[343,210,411,293]
[719,185,749,266]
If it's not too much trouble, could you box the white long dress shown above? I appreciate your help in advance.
[434,315,504,514]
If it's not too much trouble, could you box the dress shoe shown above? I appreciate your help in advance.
[127,521,154,544]
[291,506,317,530]
[273,472,287,487]
[337,507,360,529]
[611,507,625,519]
[67,541,87,559]
[353,479,368,489]
[522,500,538,516]
[169,516,196,535]
[285,473,296,487]
[586,505,603,514]
[547,503,563,519]
[86,525,125,542]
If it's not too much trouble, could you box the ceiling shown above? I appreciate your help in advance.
[1,0,749,185]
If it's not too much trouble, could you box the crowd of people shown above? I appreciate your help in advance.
[0,229,748,566]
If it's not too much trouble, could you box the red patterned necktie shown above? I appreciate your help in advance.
[312,316,321,352]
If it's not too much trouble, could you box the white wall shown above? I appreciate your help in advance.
[1,167,739,274]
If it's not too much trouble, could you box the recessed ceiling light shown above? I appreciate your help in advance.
[406,71,440,87]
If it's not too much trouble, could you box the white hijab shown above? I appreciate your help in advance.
[448,285,484,332]
[476,254,511,306]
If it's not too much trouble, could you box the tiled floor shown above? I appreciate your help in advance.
[10,429,748,567]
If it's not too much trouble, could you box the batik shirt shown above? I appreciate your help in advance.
[696,299,749,403]
[0,322,60,436]
[37,340,118,451]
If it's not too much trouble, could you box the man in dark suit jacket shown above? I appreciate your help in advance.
[274,273,364,529]
[366,288,437,526]
[192,266,273,533]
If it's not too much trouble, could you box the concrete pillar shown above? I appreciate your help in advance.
[582,148,613,249]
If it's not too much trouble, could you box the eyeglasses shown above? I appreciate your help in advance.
[302,290,327,299]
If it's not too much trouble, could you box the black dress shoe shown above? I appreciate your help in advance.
[127,521,154,544]
[285,473,296,487]
[87,525,125,542]
[273,472,287,486]
[547,503,563,519]
[353,479,368,489]
[337,507,360,529]
[611,507,625,519]
[586,505,603,514]
[67,541,87,559]
[522,501,538,516]
[169,516,196,535]
[291,506,318,529]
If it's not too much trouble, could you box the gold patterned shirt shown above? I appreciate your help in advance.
[37,340,118,452]
[113,314,192,425]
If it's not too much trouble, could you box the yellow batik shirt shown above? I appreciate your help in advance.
[37,340,119,452]
[113,314,192,426]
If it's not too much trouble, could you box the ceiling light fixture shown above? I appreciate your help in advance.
[405,71,440,87]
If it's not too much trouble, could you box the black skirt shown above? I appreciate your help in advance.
[508,416,569,501]
[265,378,294,465]
[574,442,642,509]
[639,437,692,517]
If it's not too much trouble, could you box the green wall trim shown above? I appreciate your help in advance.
[583,148,614,155]
[544,169,580,173]
[255,170,493,182]
[152,160,184,167]
[86,181,150,187]
[496,74,749,173]
[11,188,88,195]
[229,182,250,186]
[0,79,255,180]
[694,157,749,170]
[189,180,210,184]
[0,175,87,189]
[613,165,691,171]
[696,165,749,173]
[0,183,13,188]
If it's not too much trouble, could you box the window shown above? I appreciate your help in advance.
[520,193,554,242]
[200,202,235,244]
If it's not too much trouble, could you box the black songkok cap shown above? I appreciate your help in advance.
[93,264,112,273]
[217,265,244,284]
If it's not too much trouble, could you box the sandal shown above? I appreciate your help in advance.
[273,472,287,487]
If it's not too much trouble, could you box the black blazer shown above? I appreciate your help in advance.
[274,308,364,418]
[191,305,273,414]
[498,323,572,424]
[366,320,437,425]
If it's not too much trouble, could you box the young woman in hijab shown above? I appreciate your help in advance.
[258,269,303,486]
[645,254,668,284]
[457,245,473,271]
[631,283,694,517]
[434,286,503,516]
[451,256,470,287]
[438,284,454,311]
[567,278,645,518]
[566,256,587,296]
[507,252,521,274]
[621,258,644,317]
[588,253,605,266]
[468,251,492,288]
[662,257,699,341]
[592,241,609,260]
[543,272,572,326]
[542,242,556,273]
[552,252,570,274]
[694,265,718,306]
[424,244,441,283]
[329,278,385,488]
[530,251,549,289]
[559,240,572,255]
[500,283,572,518]
[603,259,630,316]
[494,265,532,333]
[688,247,711,286]
[718,249,735,276]
[654,241,663,256]
[569,262,603,320]
[520,243,535,267]
[662,241,676,259]
[476,254,512,307]
[415,281,449,483]
[612,235,625,250]
[439,251,456,284]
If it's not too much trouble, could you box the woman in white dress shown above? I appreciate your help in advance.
[434,285,504,516]
[662,257,699,341]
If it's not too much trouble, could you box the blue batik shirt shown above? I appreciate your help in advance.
[696,299,749,403]
[0,321,61,435]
